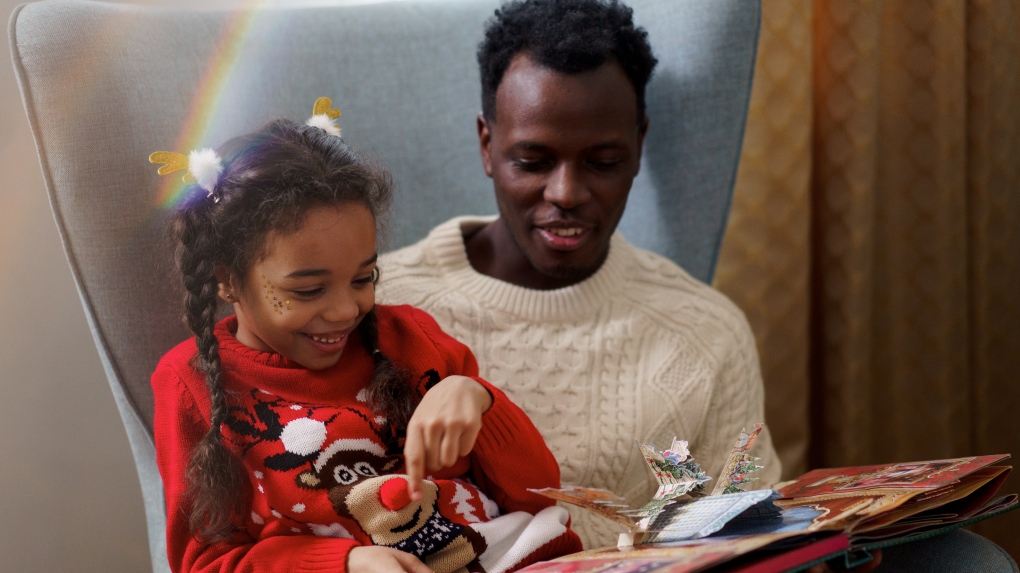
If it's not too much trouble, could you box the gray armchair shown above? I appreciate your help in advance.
[9,1,760,570]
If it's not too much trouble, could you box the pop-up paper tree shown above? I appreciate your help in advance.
[530,424,777,546]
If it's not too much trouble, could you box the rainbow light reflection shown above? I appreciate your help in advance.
[156,5,265,208]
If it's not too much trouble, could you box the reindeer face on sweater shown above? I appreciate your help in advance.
[295,437,487,568]
[338,475,443,547]
[296,438,437,544]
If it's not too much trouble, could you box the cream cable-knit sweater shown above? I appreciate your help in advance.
[377,216,781,549]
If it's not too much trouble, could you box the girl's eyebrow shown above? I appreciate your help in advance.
[284,254,378,278]
[285,268,329,278]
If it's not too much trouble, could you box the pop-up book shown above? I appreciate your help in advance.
[531,424,777,547]
[521,424,1018,573]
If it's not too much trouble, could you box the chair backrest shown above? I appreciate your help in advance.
[9,0,760,570]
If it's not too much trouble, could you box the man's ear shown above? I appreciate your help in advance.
[477,112,494,177]
[214,265,238,303]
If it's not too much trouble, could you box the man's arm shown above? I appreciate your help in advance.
[693,313,782,488]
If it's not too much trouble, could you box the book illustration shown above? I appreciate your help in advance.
[778,455,1005,498]
[530,426,772,547]
[850,464,1011,533]
[517,554,731,573]
[524,530,832,573]
[774,454,1015,541]
[529,486,636,530]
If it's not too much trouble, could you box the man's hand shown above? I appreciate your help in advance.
[348,546,433,573]
[403,375,493,500]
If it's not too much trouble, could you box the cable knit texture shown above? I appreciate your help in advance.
[377,216,782,549]
[152,304,580,573]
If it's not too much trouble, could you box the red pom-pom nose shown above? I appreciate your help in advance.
[379,477,412,511]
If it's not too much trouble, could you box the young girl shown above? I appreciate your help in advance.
[150,102,581,573]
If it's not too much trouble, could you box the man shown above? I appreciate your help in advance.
[378,3,1017,571]
[377,0,780,548]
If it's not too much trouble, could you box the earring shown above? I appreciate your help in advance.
[225,293,234,301]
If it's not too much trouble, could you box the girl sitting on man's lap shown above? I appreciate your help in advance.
[150,103,581,573]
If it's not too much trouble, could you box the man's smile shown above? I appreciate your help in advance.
[536,226,593,251]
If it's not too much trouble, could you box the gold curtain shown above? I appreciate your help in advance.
[714,0,1020,558]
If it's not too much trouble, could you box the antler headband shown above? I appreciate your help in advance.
[149,97,344,202]
[305,97,342,137]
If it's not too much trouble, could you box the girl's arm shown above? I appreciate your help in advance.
[151,360,360,573]
[402,374,490,500]
[404,309,565,514]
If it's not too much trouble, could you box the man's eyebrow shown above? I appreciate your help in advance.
[589,141,628,151]
[510,141,627,152]
[283,254,377,279]
[510,141,551,152]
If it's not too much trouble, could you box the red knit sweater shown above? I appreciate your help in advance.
[152,304,581,573]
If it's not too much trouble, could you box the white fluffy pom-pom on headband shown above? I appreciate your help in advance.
[148,147,224,201]
[188,148,224,197]
[306,96,342,137]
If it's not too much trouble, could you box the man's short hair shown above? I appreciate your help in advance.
[477,0,658,122]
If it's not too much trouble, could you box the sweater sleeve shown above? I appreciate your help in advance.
[471,378,566,515]
[151,358,360,573]
[695,314,783,490]
[407,308,565,515]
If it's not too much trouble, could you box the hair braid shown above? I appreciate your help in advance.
[174,211,247,542]
[360,309,419,437]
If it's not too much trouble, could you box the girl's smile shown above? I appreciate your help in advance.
[219,203,379,370]
[301,328,355,354]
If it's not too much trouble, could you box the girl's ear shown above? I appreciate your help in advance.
[214,265,238,303]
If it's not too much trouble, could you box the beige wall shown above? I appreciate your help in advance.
[0,2,392,571]
[1,2,145,570]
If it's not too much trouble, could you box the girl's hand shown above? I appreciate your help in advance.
[403,375,493,500]
[348,546,433,573]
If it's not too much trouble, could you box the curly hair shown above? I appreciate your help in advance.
[477,0,658,122]
[169,119,417,542]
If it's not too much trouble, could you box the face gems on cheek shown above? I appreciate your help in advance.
[262,274,287,316]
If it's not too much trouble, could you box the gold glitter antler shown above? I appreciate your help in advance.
[148,151,196,184]
[306,97,343,137]
[312,97,341,119]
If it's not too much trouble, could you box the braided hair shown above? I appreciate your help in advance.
[169,119,416,542]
